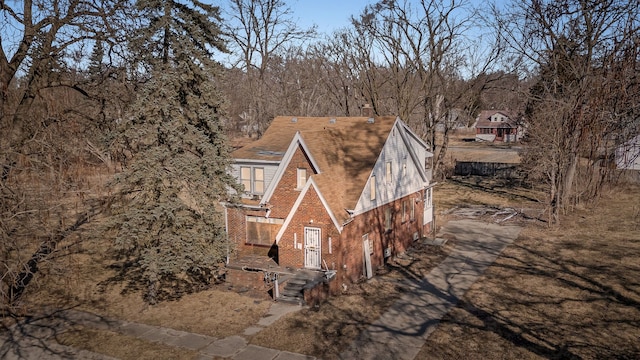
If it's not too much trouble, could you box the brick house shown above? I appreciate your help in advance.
[224,110,434,304]
[474,110,521,143]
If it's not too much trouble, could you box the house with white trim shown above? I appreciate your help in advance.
[224,109,434,304]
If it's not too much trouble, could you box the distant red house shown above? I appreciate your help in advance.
[224,111,434,304]
[474,110,521,143]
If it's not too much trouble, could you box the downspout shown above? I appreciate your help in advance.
[224,205,229,264]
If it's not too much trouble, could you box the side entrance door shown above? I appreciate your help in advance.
[304,227,321,269]
[363,234,373,279]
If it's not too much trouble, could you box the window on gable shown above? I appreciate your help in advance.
[386,161,392,183]
[253,167,264,194]
[296,168,307,190]
[370,175,376,201]
[240,167,251,193]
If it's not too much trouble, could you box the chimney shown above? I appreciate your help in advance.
[361,104,374,118]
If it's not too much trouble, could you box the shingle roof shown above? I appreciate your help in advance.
[475,110,519,129]
[232,116,398,223]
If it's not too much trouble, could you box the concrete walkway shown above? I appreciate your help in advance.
[340,219,522,360]
[1,301,311,360]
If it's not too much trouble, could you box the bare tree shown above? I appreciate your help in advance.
[222,0,316,137]
[0,0,132,312]
[351,0,502,178]
[498,0,640,223]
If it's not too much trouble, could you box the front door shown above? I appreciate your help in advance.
[304,227,321,269]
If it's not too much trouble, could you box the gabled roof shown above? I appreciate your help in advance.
[232,116,398,224]
[275,177,343,242]
[475,110,519,129]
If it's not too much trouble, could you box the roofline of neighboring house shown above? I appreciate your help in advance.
[260,131,321,206]
[275,177,343,244]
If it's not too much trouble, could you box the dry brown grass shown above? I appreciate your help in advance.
[417,184,640,359]
[18,171,640,360]
[58,327,201,360]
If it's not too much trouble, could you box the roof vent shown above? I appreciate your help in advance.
[329,118,336,124]
[291,117,298,123]
[367,117,375,124]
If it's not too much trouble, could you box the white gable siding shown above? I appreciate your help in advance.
[231,162,279,197]
[403,128,433,181]
[354,123,429,215]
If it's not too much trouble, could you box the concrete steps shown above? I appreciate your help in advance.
[278,270,324,305]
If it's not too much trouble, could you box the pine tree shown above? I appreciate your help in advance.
[110,0,239,303]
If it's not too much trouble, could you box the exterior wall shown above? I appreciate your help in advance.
[231,162,278,198]
[355,124,428,215]
[475,127,517,143]
[277,187,341,268]
[267,145,315,219]
[226,268,268,294]
[226,206,275,258]
[341,191,426,283]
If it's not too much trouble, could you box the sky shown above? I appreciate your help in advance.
[287,0,377,35]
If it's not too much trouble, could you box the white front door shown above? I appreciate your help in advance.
[304,227,321,269]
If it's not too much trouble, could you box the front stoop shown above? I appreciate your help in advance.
[278,270,325,305]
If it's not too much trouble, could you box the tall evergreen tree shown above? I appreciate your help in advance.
[110,0,239,303]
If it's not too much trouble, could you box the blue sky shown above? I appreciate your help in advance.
[288,0,377,34]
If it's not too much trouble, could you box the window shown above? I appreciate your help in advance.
[411,198,416,221]
[239,166,264,194]
[424,188,432,209]
[296,168,307,189]
[384,207,392,231]
[402,200,408,222]
[425,157,432,171]
[253,167,264,194]
[245,216,283,246]
[240,167,251,192]
[385,161,392,183]
[370,175,376,201]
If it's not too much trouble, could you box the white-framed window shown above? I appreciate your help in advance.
[384,207,392,231]
[296,168,307,190]
[254,167,264,193]
[385,161,392,183]
[411,198,416,220]
[424,188,432,209]
[240,166,251,192]
[239,166,264,194]
[370,175,376,201]
[402,200,408,222]
[425,157,432,171]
